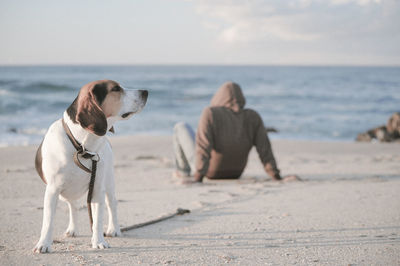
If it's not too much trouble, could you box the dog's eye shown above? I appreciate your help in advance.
[111,86,122,92]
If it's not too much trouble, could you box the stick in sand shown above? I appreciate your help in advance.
[120,208,190,232]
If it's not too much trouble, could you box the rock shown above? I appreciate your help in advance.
[8,127,18,133]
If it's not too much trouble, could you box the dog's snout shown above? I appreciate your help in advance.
[140,90,148,100]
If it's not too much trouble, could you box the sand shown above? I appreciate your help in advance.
[0,136,399,265]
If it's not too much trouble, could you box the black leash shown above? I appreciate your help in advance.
[62,118,99,231]
[120,208,190,232]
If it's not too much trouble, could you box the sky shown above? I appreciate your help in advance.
[0,0,399,66]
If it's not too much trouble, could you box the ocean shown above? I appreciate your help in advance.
[0,65,399,146]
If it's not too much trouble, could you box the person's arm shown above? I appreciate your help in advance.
[254,114,281,180]
[194,108,214,182]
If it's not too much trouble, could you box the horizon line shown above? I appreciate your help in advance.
[1,63,400,68]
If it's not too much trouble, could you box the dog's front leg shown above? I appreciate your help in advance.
[105,169,121,237]
[91,189,109,249]
[65,200,78,237]
[105,192,121,237]
[33,186,59,253]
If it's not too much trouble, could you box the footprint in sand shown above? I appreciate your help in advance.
[135,155,158,160]
[5,167,35,173]
[135,155,173,167]
[114,163,131,169]
[207,189,222,193]
[194,201,212,208]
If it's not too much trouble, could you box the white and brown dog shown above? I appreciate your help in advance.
[33,80,148,253]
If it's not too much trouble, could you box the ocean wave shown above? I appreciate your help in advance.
[5,126,47,135]
[0,65,399,145]
[12,82,75,93]
[0,79,18,86]
[0,126,47,147]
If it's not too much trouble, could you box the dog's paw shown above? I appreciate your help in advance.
[105,228,122,237]
[33,241,52,253]
[64,229,77,237]
[91,238,110,249]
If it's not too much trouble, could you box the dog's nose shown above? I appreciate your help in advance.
[141,90,148,100]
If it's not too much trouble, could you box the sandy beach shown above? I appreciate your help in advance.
[0,136,399,265]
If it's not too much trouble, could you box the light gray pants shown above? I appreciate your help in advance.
[173,122,196,176]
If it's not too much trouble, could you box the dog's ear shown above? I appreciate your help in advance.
[76,84,108,136]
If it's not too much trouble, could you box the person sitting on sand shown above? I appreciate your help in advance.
[356,112,400,142]
[173,81,298,183]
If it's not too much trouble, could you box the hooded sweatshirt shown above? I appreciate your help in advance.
[194,82,281,182]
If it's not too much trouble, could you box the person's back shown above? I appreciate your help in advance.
[194,82,281,182]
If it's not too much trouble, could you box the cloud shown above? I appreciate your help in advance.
[193,0,400,64]
[195,0,399,43]
[330,0,381,5]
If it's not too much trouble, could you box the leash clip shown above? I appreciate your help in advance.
[82,147,100,162]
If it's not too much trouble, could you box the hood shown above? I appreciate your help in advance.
[210,81,246,112]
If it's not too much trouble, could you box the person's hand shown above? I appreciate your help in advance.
[282,175,302,182]
[265,127,278,133]
[173,170,190,179]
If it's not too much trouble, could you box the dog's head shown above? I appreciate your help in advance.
[67,80,148,136]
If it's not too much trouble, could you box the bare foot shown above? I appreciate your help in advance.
[282,175,302,182]
[172,170,190,179]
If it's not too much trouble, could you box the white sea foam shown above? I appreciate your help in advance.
[0,89,11,96]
